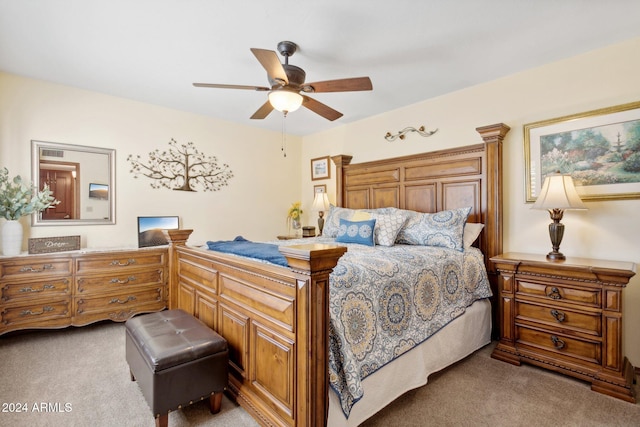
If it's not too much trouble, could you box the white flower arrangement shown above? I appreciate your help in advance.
[0,167,59,221]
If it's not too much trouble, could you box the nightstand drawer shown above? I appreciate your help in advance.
[516,326,601,366]
[516,301,601,337]
[516,280,600,309]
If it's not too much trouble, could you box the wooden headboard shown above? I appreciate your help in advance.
[332,123,510,333]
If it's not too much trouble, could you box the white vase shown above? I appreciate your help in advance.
[2,220,23,256]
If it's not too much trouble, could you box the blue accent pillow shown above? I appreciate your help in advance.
[335,218,376,246]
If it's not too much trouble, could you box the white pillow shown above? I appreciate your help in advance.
[463,223,484,248]
[369,212,408,246]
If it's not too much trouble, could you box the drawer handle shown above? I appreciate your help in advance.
[111,259,136,267]
[109,296,137,304]
[546,287,562,300]
[20,284,56,293]
[110,276,136,284]
[550,309,566,323]
[20,306,54,316]
[19,264,54,273]
[550,335,565,350]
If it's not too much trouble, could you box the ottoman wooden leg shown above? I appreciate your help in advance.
[130,370,136,381]
[209,392,223,414]
[155,413,168,427]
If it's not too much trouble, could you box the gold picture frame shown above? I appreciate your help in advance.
[311,156,330,181]
[313,184,326,197]
[524,100,640,202]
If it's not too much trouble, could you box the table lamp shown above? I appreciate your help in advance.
[311,192,330,235]
[532,172,587,260]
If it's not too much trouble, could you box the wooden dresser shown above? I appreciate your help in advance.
[0,247,167,335]
[491,252,637,403]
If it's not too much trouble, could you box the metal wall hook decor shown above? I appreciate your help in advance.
[384,125,438,141]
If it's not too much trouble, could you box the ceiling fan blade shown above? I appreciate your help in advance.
[193,83,270,91]
[302,95,343,121]
[250,48,289,85]
[250,100,274,119]
[303,77,372,93]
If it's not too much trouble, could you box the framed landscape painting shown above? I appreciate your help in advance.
[524,101,640,202]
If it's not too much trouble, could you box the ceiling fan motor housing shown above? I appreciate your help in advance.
[270,64,306,88]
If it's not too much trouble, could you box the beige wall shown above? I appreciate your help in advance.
[302,37,640,365]
[0,71,303,246]
[1,37,639,365]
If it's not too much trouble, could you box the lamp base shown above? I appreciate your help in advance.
[546,215,566,262]
[546,251,566,261]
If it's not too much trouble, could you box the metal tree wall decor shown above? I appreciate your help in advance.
[127,139,234,192]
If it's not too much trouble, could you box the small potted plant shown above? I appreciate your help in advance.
[0,167,59,255]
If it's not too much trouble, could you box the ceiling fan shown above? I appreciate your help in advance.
[193,41,373,121]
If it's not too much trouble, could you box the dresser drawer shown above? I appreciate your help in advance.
[1,276,72,302]
[516,326,601,366]
[516,301,601,337]
[75,250,166,273]
[73,287,165,324]
[1,299,71,328]
[516,280,600,309]
[0,258,72,280]
[75,269,164,294]
[75,287,164,314]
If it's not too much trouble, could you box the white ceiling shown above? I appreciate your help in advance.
[1,1,640,136]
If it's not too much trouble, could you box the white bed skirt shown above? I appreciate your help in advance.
[327,298,492,426]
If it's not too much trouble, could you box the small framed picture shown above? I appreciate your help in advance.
[311,156,331,181]
[137,216,179,248]
[88,183,109,200]
[314,184,326,196]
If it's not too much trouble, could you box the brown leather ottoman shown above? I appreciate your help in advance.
[125,309,228,427]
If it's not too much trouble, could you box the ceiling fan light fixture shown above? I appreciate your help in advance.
[268,90,303,113]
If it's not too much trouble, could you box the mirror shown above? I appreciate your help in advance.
[31,140,116,226]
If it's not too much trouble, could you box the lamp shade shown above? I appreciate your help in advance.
[312,192,330,211]
[268,90,303,113]
[532,172,587,210]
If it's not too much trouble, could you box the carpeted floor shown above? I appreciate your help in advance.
[0,321,638,426]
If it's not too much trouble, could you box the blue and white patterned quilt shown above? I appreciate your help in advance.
[272,237,491,417]
[215,236,492,418]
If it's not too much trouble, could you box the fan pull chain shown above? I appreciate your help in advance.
[281,112,288,157]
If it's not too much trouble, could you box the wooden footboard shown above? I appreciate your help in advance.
[164,229,346,427]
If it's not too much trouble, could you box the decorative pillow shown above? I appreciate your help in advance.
[369,212,407,246]
[463,223,484,248]
[335,218,376,246]
[322,205,357,237]
[395,207,471,251]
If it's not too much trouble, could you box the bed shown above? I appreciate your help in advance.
[164,123,510,426]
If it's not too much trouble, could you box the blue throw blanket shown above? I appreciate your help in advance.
[206,236,289,267]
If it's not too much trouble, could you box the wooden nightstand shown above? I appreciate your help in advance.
[490,252,637,403]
